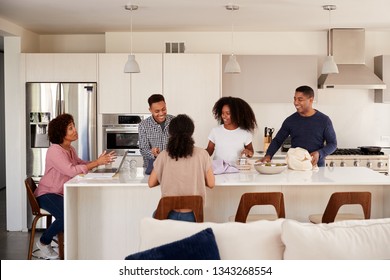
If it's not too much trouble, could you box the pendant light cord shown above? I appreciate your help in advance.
[125,4,138,55]
[324,5,336,56]
[328,8,331,56]
[230,7,234,56]
[226,5,239,56]
[130,8,133,55]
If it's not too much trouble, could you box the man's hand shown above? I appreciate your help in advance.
[310,151,320,166]
[151,147,160,157]
[256,155,271,163]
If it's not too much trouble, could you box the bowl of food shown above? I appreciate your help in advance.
[254,162,287,174]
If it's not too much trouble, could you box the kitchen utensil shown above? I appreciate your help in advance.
[358,146,382,153]
[268,128,275,138]
[254,162,287,174]
[264,127,268,137]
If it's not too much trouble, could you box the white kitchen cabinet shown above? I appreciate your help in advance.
[163,53,221,147]
[374,55,390,103]
[25,53,97,82]
[98,53,162,113]
[222,55,318,103]
[130,54,163,113]
[98,54,131,113]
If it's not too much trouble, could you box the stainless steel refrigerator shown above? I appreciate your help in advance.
[26,82,97,179]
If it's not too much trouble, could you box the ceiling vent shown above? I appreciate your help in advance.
[318,28,386,89]
[165,42,185,53]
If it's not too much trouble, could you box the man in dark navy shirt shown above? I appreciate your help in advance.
[261,85,337,167]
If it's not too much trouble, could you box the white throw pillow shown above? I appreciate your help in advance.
[282,218,390,259]
[139,218,285,260]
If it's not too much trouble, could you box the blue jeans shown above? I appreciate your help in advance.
[153,210,196,222]
[36,194,64,245]
[167,210,196,222]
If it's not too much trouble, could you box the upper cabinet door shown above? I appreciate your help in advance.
[98,53,163,114]
[25,54,97,82]
[222,55,318,103]
[163,53,221,147]
[98,54,131,113]
[130,53,163,113]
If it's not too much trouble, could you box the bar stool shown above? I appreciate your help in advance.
[154,195,204,223]
[229,192,286,223]
[309,191,371,223]
[25,177,64,259]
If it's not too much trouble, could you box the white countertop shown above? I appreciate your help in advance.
[65,166,390,187]
[216,166,390,186]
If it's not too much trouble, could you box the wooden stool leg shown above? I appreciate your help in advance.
[28,215,41,260]
[58,232,64,260]
[28,228,35,260]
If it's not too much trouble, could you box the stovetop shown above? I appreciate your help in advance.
[330,148,384,156]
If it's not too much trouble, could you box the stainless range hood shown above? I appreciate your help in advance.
[318,28,386,89]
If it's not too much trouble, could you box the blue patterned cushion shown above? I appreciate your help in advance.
[125,228,220,260]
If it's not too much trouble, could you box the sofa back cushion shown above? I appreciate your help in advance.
[139,218,285,260]
[126,228,220,260]
[282,218,390,259]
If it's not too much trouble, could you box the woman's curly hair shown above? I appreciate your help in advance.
[48,113,74,144]
[167,114,195,160]
[212,96,257,132]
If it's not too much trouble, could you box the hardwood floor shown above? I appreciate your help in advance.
[0,188,41,260]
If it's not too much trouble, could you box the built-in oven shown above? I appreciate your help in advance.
[102,113,150,157]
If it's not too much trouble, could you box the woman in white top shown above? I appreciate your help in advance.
[206,96,258,164]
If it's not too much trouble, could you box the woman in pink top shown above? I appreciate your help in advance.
[34,113,115,259]
[148,114,215,222]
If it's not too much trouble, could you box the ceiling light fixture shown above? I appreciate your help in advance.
[321,5,338,74]
[224,4,241,74]
[124,4,140,73]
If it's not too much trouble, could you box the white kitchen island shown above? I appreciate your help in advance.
[64,166,390,260]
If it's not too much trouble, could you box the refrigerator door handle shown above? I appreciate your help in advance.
[60,100,65,113]
[56,98,61,115]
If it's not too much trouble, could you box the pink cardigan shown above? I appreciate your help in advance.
[34,144,89,197]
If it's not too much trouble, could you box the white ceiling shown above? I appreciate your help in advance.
[1,0,390,34]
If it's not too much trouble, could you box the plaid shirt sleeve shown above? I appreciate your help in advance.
[139,121,153,161]
[138,115,174,166]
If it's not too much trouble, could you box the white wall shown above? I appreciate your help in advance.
[0,52,5,189]
[105,31,324,55]
[0,16,39,52]
[40,35,105,53]
[4,37,27,231]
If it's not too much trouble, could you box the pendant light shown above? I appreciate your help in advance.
[321,5,338,74]
[124,4,140,73]
[224,4,241,74]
